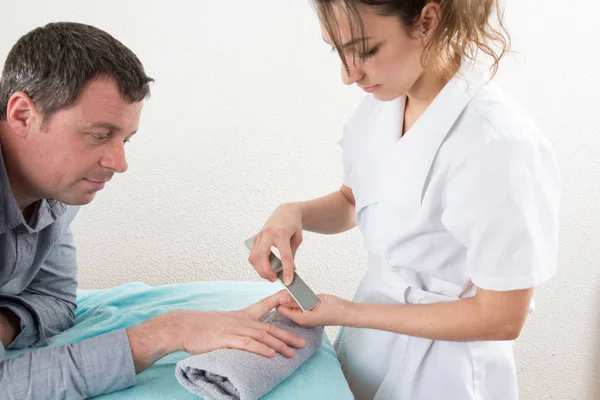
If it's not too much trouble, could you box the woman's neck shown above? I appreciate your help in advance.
[403,66,455,135]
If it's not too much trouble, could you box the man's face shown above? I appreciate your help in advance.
[7,78,143,206]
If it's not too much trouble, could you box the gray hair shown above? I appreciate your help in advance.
[0,22,153,121]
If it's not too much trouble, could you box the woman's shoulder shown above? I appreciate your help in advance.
[463,83,544,145]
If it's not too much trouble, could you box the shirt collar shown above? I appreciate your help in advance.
[354,62,488,211]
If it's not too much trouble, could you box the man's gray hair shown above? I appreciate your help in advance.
[0,22,153,121]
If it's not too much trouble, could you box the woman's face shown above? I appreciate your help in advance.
[321,3,427,101]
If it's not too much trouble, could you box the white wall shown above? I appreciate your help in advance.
[1,1,598,399]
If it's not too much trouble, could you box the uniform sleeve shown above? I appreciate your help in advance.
[441,134,561,291]
[338,126,355,189]
[0,329,136,399]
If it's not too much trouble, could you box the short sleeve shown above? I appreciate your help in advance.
[442,134,561,291]
[338,124,355,189]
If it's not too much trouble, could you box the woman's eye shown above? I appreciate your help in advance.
[359,46,379,60]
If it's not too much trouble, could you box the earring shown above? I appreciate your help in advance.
[420,29,427,38]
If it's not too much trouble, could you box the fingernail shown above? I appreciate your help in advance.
[284,277,292,286]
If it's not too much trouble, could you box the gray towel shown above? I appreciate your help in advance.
[175,311,323,400]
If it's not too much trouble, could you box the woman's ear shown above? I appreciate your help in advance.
[414,2,441,39]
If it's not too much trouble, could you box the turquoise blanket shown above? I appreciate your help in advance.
[5,281,353,399]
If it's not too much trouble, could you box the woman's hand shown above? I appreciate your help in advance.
[248,203,304,285]
[276,293,352,327]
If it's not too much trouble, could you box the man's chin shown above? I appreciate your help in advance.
[56,192,97,206]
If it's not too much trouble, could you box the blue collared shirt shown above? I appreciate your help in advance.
[0,144,136,399]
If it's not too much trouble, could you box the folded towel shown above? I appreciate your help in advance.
[175,311,324,400]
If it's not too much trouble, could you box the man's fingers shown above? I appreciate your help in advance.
[242,327,296,358]
[245,291,288,320]
[279,293,301,308]
[256,321,306,349]
[276,305,307,326]
[225,335,275,358]
[241,318,306,350]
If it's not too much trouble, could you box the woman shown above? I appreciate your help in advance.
[248,1,560,399]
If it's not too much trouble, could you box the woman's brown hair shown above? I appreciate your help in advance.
[314,0,510,79]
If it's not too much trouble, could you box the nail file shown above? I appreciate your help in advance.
[245,236,320,312]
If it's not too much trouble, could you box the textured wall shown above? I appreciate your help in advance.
[1,1,598,398]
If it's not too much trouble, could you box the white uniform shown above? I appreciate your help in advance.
[334,63,560,400]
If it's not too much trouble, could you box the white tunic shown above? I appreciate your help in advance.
[334,63,560,400]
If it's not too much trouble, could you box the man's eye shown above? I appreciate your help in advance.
[92,134,109,141]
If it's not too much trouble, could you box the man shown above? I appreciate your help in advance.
[0,22,305,399]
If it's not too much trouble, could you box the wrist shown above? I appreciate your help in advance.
[281,201,304,218]
[282,201,306,226]
[126,312,180,373]
[341,300,361,327]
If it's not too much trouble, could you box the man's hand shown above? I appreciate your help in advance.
[126,291,306,373]
[0,308,21,347]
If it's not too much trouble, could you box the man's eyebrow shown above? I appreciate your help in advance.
[88,122,138,136]
[88,122,123,132]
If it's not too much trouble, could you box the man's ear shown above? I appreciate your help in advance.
[5,92,41,139]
